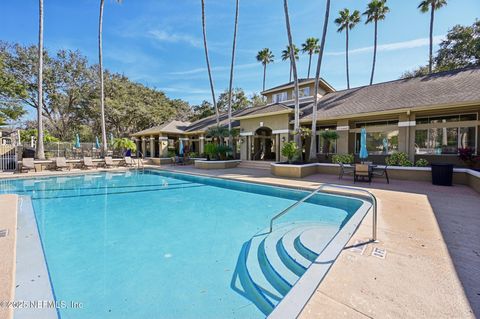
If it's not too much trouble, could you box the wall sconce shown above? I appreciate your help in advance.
[240,137,245,144]
[281,136,286,143]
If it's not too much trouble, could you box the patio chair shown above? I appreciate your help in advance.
[372,165,389,184]
[339,163,355,179]
[123,156,134,167]
[21,157,35,173]
[82,157,96,170]
[55,157,71,171]
[104,156,115,168]
[354,164,371,183]
[173,156,185,166]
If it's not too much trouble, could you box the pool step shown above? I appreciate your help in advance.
[239,222,340,315]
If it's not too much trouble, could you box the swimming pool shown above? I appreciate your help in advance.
[1,170,370,318]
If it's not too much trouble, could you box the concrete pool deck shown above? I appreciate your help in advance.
[0,165,478,318]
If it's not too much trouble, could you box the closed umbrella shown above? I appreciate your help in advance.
[179,139,184,156]
[359,128,369,162]
[109,133,114,146]
[95,136,101,149]
[74,134,81,149]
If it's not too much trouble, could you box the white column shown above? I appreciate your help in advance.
[150,136,155,157]
[141,137,146,157]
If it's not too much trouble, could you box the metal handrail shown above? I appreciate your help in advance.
[136,152,144,170]
[269,183,378,242]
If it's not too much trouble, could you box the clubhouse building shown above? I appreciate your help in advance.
[132,67,480,166]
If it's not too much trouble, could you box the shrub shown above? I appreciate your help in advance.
[415,158,429,167]
[188,152,198,158]
[332,154,354,164]
[167,150,176,158]
[281,141,299,163]
[385,152,413,167]
[112,138,137,152]
[216,144,232,160]
[204,143,217,160]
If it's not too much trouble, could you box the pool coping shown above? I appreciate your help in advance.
[15,196,58,319]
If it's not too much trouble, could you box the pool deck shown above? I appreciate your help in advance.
[0,165,479,318]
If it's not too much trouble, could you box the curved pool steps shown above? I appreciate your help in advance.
[240,222,339,315]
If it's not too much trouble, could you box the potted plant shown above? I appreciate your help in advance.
[204,143,217,161]
[112,138,137,156]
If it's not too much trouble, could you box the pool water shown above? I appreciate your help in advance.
[0,170,363,319]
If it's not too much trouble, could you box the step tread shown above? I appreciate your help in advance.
[281,225,322,270]
[263,225,302,287]
[246,233,283,306]
[298,227,340,255]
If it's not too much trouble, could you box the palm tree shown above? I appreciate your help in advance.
[363,0,389,85]
[418,0,447,73]
[301,38,319,78]
[256,48,274,92]
[335,9,361,89]
[309,0,331,161]
[281,44,299,82]
[227,0,239,148]
[36,0,45,160]
[283,0,301,150]
[98,0,123,156]
[201,0,219,126]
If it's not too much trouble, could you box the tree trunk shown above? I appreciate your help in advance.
[283,0,300,152]
[36,0,45,160]
[201,0,219,126]
[99,0,108,156]
[428,3,435,74]
[227,0,239,149]
[289,63,292,82]
[309,0,330,161]
[262,63,266,92]
[307,53,312,78]
[346,27,350,89]
[370,20,378,85]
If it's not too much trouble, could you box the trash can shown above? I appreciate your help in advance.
[431,163,454,186]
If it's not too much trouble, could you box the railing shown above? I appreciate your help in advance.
[269,183,378,242]
[136,152,144,170]
[0,145,17,172]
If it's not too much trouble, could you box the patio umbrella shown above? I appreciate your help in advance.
[95,136,101,149]
[179,139,184,156]
[74,134,81,149]
[359,127,368,162]
[109,133,114,146]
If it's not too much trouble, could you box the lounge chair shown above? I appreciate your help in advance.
[21,158,35,173]
[123,156,134,167]
[372,165,389,184]
[82,157,96,169]
[354,164,371,183]
[172,156,185,166]
[55,157,71,171]
[339,163,355,179]
[104,156,115,168]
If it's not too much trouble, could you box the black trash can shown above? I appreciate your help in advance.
[431,163,454,186]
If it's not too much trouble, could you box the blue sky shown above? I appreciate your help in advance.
[1,0,479,106]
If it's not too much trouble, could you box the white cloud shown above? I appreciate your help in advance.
[169,62,258,76]
[326,35,444,56]
[148,30,201,48]
[157,86,210,95]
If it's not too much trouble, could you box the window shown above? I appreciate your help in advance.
[292,87,311,98]
[415,126,477,154]
[355,120,399,128]
[272,92,288,103]
[355,130,399,155]
[416,113,477,124]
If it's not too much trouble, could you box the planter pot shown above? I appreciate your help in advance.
[194,160,241,170]
[431,163,454,186]
[271,163,318,178]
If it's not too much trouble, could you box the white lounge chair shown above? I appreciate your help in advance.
[55,157,71,171]
[83,157,96,169]
[104,156,115,168]
[21,158,35,173]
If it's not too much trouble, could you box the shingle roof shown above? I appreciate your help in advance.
[261,78,335,94]
[300,67,480,121]
[132,120,191,136]
[232,103,292,118]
